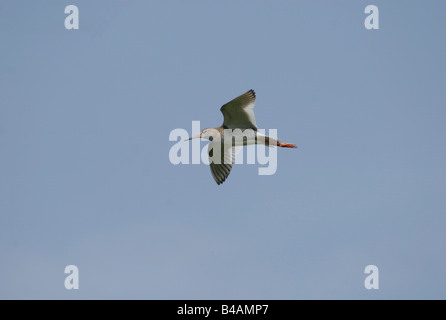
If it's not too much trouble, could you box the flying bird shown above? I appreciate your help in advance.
[187,89,297,185]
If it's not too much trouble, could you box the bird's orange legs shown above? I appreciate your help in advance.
[277,142,297,148]
[264,136,297,148]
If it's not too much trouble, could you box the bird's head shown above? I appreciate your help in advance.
[187,128,221,141]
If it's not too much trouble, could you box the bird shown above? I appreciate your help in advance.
[187,89,297,185]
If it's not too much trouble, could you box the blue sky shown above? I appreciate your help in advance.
[1,1,445,299]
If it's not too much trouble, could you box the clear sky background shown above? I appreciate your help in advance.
[1,1,445,299]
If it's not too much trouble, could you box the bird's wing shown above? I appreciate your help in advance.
[220,89,257,130]
[208,141,242,185]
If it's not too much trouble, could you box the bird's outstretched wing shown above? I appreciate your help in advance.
[220,89,257,130]
[208,142,242,185]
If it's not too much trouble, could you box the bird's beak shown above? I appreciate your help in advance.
[185,134,201,141]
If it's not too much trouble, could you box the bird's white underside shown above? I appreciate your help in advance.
[208,132,278,165]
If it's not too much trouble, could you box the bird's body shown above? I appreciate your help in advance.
[200,126,278,147]
[188,89,296,185]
